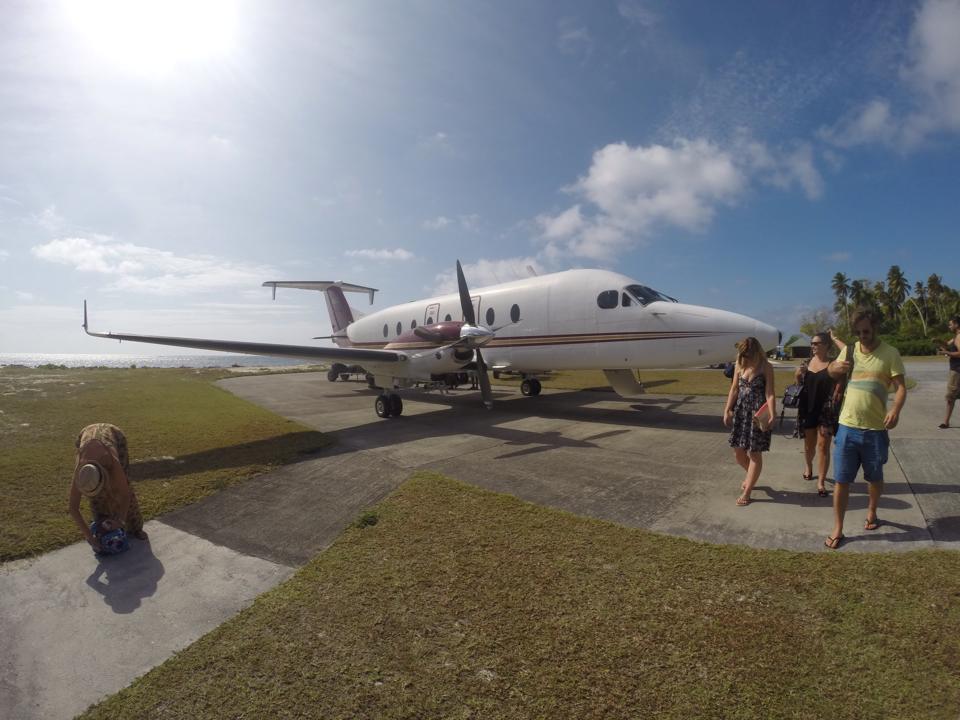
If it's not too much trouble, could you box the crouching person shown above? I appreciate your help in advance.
[68,423,147,555]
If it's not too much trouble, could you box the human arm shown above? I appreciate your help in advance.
[884,375,907,430]
[829,328,847,353]
[723,362,739,427]
[764,361,776,424]
[68,481,101,551]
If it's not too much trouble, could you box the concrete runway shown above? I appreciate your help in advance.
[3,361,957,719]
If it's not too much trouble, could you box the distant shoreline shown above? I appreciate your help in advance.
[0,353,319,369]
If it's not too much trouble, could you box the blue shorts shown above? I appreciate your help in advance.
[833,425,889,484]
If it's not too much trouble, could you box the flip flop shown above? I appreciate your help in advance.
[817,487,829,497]
[864,517,880,531]
[735,496,751,506]
[939,423,950,429]
[802,473,813,481]
[824,534,844,550]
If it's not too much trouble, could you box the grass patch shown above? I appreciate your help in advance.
[82,473,960,719]
[0,366,330,561]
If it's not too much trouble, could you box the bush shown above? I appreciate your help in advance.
[880,335,938,356]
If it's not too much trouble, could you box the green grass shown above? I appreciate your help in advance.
[0,366,330,561]
[81,473,960,720]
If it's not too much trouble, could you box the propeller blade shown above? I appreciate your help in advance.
[456,260,476,326]
[475,348,493,409]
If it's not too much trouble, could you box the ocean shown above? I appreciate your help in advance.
[0,353,315,369]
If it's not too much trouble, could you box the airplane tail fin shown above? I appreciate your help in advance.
[262,281,378,335]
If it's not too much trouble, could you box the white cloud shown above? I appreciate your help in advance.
[344,248,414,261]
[617,1,658,27]
[557,18,593,58]
[432,257,544,295]
[823,252,852,263]
[536,136,824,261]
[820,0,960,150]
[33,205,65,233]
[421,214,480,232]
[0,250,9,260]
[14,290,35,301]
[537,139,746,260]
[31,235,274,295]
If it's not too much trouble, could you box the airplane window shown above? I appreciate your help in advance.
[444,314,452,322]
[622,293,632,307]
[411,319,417,329]
[396,321,402,335]
[510,304,520,323]
[486,307,495,325]
[383,323,388,338]
[625,284,678,306]
[596,290,618,309]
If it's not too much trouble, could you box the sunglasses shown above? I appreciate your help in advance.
[811,341,823,346]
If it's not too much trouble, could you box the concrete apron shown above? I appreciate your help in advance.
[3,361,956,720]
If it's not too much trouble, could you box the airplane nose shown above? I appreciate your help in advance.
[754,320,780,355]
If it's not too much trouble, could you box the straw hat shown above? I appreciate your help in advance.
[76,463,105,497]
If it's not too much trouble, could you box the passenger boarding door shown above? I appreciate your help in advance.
[424,303,440,325]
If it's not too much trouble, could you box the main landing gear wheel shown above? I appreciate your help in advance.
[375,393,404,418]
[520,378,542,396]
[327,369,339,382]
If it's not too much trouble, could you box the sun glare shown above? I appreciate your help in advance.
[63,0,239,75]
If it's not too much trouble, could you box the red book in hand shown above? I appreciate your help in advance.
[753,400,772,431]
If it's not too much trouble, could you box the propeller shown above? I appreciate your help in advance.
[456,260,494,409]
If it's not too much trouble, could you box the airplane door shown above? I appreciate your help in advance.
[424,303,439,325]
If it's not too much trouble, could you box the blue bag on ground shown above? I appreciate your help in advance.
[90,521,129,556]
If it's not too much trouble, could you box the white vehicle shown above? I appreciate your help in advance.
[84,261,779,418]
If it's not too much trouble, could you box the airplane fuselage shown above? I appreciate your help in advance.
[341,269,778,377]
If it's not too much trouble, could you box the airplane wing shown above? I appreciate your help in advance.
[82,302,402,364]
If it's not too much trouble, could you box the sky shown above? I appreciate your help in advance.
[1,0,959,354]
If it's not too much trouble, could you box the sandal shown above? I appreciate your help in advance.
[864,517,880,531]
[802,473,813,481]
[939,423,950,429]
[824,534,844,550]
[817,486,829,497]
[735,495,751,506]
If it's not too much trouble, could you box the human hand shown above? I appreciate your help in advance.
[883,411,900,430]
[723,409,732,428]
[833,359,851,375]
[87,536,102,552]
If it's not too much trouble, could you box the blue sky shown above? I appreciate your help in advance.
[1,0,958,354]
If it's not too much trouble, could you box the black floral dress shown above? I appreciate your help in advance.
[728,371,772,452]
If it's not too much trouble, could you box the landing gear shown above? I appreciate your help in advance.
[327,369,339,382]
[375,392,404,418]
[520,378,542,396]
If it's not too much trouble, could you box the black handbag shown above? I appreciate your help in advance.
[782,381,804,409]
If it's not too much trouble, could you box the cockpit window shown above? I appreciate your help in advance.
[597,290,619,309]
[625,284,678,306]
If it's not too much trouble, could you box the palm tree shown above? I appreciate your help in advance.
[831,272,850,329]
[927,274,945,323]
[907,281,928,336]
[849,279,871,310]
[886,265,909,320]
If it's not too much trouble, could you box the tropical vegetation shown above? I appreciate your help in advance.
[799,267,960,355]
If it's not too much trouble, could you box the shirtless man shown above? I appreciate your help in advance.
[938,316,960,429]
[68,423,147,552]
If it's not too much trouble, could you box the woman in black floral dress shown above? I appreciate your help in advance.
[723,337,776,506]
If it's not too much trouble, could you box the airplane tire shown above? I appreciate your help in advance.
[327,369,339,382]
[521,379,542,396]
[375,394,391,418]
[340,373,350,381]
[389,394,403,417]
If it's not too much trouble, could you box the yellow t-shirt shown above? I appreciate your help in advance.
[839,341,905,430]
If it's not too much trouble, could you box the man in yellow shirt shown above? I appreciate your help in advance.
[824,308,906,549]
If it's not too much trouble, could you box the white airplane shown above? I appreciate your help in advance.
[84,261,779,417]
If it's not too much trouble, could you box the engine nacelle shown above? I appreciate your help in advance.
[403,346,474,380]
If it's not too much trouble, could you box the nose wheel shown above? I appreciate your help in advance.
[520,378,542,396]
[375,392,404,418]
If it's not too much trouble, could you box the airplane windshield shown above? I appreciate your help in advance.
[625,284,678,306]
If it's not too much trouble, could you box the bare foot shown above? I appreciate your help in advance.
[133,530,149,541]
[735,495,751,506]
